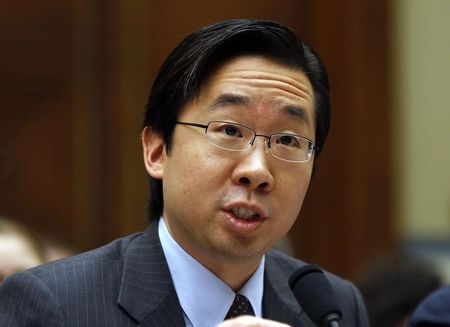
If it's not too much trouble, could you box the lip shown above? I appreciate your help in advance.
[222,202,268,233]
[223,202,268,218]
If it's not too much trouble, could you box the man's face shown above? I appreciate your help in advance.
[145,56,315,271]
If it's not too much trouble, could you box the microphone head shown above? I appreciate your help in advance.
[289,264,342,326]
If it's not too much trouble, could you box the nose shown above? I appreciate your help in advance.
[231,140,274,192]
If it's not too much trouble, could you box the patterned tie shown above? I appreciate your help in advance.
[224,293,255,319]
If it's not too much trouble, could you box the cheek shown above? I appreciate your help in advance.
[165,148,230,197]
[279,170,312,214]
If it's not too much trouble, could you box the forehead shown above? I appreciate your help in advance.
[191,56,315,130]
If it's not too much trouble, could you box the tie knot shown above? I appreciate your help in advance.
[225,293,255,319]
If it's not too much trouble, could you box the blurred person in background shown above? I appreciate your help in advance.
[0,216,45,282]
[357,253,443,327]
[408,285,450,326]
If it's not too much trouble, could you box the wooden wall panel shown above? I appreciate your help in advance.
[289,0,396,278]
[70,0,107,249]
[0,1,76,243]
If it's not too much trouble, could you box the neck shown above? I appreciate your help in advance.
[200,255,262,291]
[160,217,264,291]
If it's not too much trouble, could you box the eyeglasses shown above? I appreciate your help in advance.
[176,120,319,163]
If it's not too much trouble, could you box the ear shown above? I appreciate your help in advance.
[142,127,165,180]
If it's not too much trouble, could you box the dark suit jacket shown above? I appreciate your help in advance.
[0,221,369,326]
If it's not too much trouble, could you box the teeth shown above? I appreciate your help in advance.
[230,207,260,219]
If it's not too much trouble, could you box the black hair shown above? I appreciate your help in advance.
[143,19,331,222]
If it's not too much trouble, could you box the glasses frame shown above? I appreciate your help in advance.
[176,120,319,163]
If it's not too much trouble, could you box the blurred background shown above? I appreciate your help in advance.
[0,0,449,283]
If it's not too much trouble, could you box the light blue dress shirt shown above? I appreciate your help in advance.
[158,218,265,327]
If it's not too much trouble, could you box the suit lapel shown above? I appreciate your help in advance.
[117,221,185,327]
[117,223,315,327]
[263,253,315,327]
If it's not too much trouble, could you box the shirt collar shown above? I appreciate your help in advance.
[158,218,265,327]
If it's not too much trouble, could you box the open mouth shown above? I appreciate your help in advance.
[229,207,262,221]
[224,206,266,232]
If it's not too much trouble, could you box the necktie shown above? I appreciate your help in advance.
[224,293,255,319]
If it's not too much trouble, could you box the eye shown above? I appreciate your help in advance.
[220,124,243,138]
[276,135,300,147]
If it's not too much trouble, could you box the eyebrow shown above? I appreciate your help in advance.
[208,92,312,127]
[210,93,250,108]
[281,105,312,127]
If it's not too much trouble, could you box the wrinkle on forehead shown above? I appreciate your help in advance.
[192,56,316,133]
[208,92,312,127]
[221,71,314,104]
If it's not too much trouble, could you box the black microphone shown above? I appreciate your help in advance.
[289,264,342,327]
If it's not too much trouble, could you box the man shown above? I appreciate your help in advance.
[0,19,369,326]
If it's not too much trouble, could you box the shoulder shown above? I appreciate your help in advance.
[27,231,142,283]
[266,249,353,291]
[266,249,370,327]
[267,249,356,290]
[0,231,144,326]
